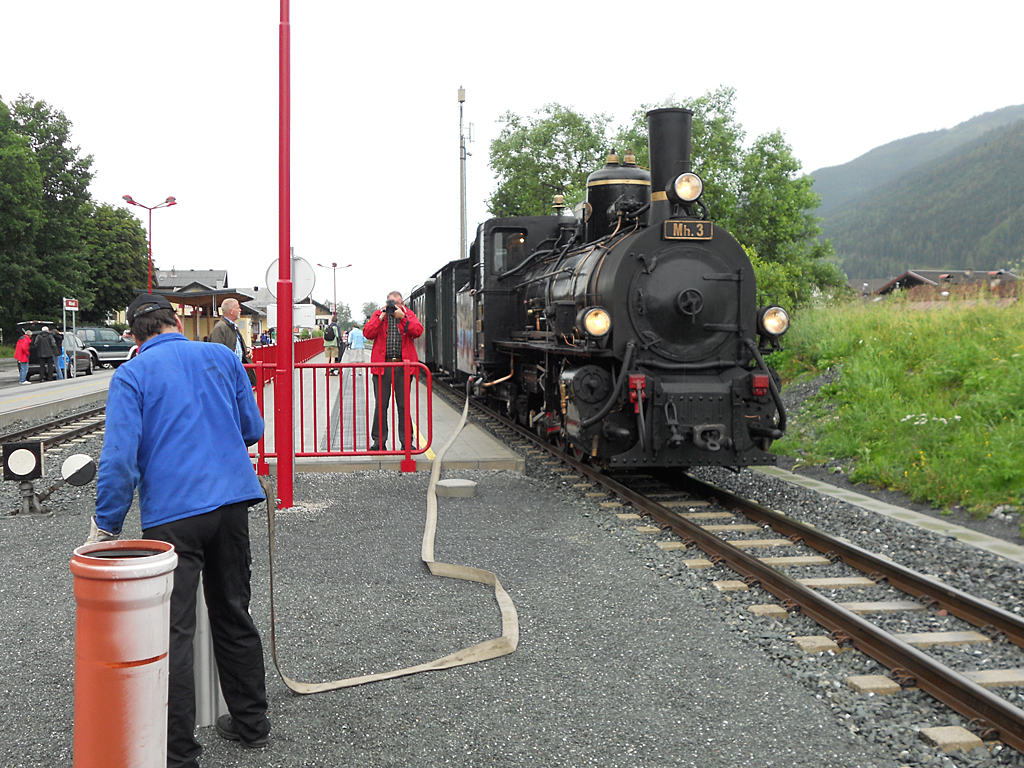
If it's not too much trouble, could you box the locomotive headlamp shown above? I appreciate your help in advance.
[759,306,790,337]
[580,307,612,337]
[671,172,703,203]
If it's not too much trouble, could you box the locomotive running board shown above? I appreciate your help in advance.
[261,389,519,694]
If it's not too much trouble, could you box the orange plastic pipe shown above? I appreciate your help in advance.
[70,540,178,768]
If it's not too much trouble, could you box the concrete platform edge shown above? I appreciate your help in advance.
[0,391,108,431]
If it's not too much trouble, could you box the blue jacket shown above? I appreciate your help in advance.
[95,333,265,534]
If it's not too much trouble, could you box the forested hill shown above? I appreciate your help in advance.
[811,105,1024,217]
[810,106,1024,279]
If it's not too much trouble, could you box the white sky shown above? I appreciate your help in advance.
[3,0,1021,317]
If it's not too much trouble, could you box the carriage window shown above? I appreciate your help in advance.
[492,230,526,274]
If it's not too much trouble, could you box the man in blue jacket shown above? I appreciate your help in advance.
[88,293,271,768]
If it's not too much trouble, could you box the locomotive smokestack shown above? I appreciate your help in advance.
[647,108,694,225]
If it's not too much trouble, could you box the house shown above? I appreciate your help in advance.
[851,270,1019,300]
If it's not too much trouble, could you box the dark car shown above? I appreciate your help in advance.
[75,326,137,367]
[63,332,94,376]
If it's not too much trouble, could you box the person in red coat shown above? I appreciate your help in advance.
[362,291,423,451]
[15,330,32,384]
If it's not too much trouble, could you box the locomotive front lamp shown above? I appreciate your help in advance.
[580,307,612,337]
[670,172,703,203]
[759,306,790,337]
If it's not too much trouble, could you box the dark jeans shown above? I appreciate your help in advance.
[145,503,269,768]
[39,356,54,381]
[371,365,410,448]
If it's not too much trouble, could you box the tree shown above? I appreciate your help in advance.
[487,104,611,216]
[612,88,744,223]
[0,95,154,337]
[0,104,45,332]
[360,301,377,321]
[78,203,150,324]
[487,88,846,307]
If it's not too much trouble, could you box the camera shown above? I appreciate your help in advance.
[386,299,396,315]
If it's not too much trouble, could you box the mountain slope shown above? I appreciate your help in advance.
[821,118,1024,279]
[810,104,1024,218]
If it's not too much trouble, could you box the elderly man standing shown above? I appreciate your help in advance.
[88,294,271,768]
[210,298,256,386]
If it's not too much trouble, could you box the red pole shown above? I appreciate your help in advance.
[275,0,294,508]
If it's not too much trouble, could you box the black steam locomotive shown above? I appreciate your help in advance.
[409,108,790,471]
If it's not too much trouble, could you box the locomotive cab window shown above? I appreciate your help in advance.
[492,230,527,274]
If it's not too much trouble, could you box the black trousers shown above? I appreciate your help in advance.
[39,356,54,381]
[371,365,409,448]
[145,503,269,768]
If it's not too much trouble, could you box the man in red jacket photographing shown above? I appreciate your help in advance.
[362,291,423,451]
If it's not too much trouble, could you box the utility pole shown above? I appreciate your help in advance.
[459,86,467,261]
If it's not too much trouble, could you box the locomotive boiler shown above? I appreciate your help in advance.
[410,107,790,471]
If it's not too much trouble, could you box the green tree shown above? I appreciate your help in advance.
[487,104,611,216]
[612,87,744,222]
[0,103,45,332]
[78,203,149,323]
[360,301,377,321]
[487,88,846,307]
[0,95,96,334]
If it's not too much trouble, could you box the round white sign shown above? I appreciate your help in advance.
[7,448,38,476]
[265,256,316,301]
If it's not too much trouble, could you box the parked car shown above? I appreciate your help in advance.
[74,326,137,368]
[64,332,94,376]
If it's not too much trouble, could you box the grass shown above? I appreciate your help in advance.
[772,295,1024,516]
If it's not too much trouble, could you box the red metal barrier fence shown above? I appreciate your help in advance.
[246,349,432,475]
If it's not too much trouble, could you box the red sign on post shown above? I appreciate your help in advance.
[64,298,79,311]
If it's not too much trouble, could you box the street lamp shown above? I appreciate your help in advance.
[122,195,178,293]
[316,262,352,319]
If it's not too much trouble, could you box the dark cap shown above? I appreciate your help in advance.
[127,294,174,324]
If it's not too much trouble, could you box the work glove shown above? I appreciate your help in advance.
[85,516,119,545]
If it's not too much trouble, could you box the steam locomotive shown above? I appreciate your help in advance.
[409,108,790,471]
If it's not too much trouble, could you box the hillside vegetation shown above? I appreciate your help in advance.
[811,104,1024,217]
[809,104,1024,279]
[772,297,1024,515]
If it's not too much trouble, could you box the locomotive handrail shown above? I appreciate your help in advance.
[743,338,787,435]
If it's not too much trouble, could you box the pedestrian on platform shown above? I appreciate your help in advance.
[344,324,365,367]
[15,329,31,384]
[34,326,58,382]
[210,298,256,387]
[85,293,271,768]
[322,315,341,375]
[362,291,423,451]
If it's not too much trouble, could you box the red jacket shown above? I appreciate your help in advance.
[362,306,423,376]
[14,335,31,363]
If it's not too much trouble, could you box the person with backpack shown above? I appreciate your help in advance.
[323,316,340,375]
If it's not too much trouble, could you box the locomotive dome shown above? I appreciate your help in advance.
[584,150,651,242]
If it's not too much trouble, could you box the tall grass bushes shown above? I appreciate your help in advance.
[772,296,1024,514]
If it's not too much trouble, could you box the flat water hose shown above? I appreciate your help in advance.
[261,383,518,694]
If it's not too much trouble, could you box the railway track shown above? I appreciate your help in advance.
[435,379,1024,754]
[0,406,106,450]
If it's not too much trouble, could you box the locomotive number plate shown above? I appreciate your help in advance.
[663,220,713,240]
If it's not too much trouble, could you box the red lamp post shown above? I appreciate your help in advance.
[122,195,178,293]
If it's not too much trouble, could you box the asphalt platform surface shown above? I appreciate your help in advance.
[0,462,904,768]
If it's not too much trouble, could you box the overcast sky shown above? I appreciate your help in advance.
[3,0,1021,319]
